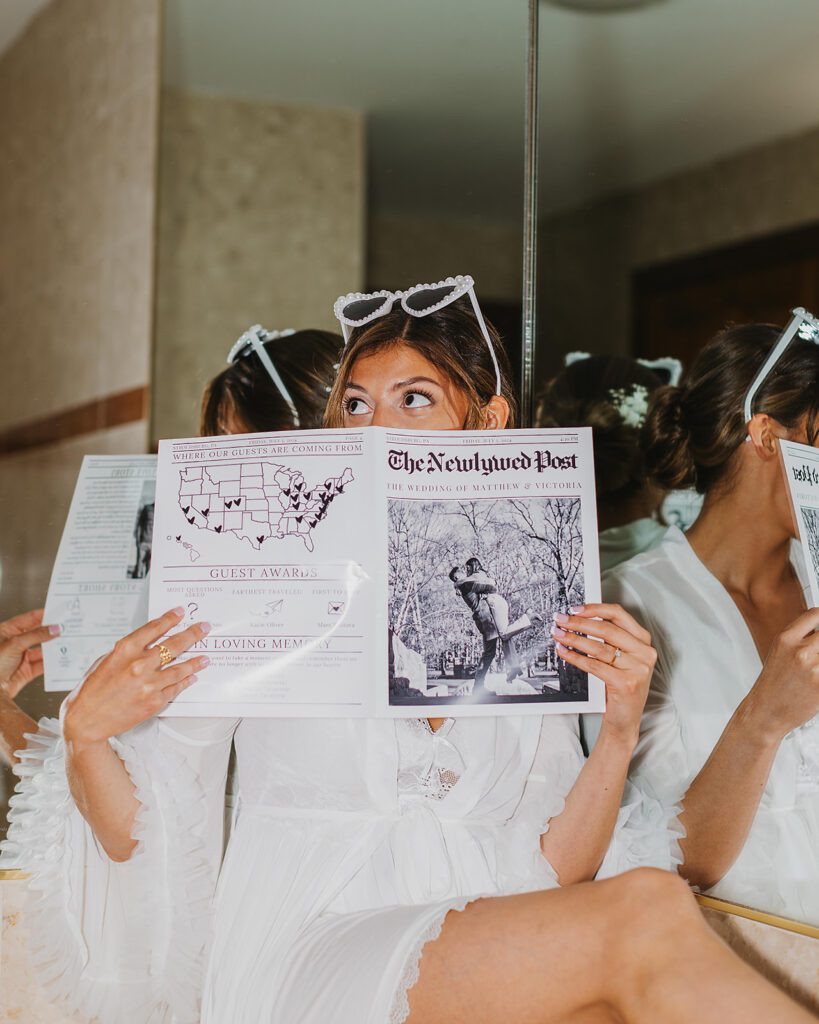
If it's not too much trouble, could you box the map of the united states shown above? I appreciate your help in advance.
[178,462,354,551]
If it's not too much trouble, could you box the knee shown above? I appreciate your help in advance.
[614,869,703,941]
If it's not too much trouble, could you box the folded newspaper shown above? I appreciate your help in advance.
[780,438,819,607]
[148,427,604,717]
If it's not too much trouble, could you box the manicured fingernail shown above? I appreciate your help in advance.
[551,626,566,638]
[556,642,568,657]
[570,605,584,614]
[172,606,185,616]
[197,655,210,668]
[199,622,212,635]
[48,624,62,636]
[554,612,569,625]
[186,674,198,685]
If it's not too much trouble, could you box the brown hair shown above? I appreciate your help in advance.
[645,323,819,494]
[536,354,666,500]
[200,330,342,435]
[323,298,518,429]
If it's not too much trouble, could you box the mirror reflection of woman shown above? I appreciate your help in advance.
[3,294,814,1024]
[536,353,673,572]
[602,323,819,923]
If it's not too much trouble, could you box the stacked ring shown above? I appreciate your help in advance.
[156,644,174,667]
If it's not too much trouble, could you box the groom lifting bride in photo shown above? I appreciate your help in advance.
[449,557,533,696]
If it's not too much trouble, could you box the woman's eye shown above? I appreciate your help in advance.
[344,397,370,416]
[403,391,432,409]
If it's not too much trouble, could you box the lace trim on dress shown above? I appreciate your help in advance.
[387,897,473,1024]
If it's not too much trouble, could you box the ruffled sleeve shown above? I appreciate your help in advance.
[0,714,237,1024]
[496,715,585,891]
[598,570,689,876]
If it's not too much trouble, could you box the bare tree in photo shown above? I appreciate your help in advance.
[507,498,585,694]
[801,506,819,581]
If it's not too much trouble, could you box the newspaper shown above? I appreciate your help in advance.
[43,455,156,691]
[780,438,819,607]
[148,426,604,717]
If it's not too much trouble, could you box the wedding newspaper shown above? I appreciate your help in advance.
[43,455,156,690]
[149,427,603,717]
[780,438,819,607]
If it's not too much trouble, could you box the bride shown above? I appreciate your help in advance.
[4,279,814,1024]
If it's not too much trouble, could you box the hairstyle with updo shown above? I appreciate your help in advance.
[200,329,342,436]
[645,323,819,495]
[323,298,518,429]
[536,354,666,501]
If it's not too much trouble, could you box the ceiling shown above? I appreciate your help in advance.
[163,0,819,222]
[5,1,819,223]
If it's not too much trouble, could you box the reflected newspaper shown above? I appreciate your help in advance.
[780,438,819,608]
[149,427,604,717]
[43,455,156,691]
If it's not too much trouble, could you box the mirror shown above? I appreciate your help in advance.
[0,0,528,839]
[534,0,819,928]
[152,0,527,443]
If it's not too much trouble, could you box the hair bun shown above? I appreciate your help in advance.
[644,385,697,491]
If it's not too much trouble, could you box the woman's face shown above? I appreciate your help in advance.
[341,344,471,430]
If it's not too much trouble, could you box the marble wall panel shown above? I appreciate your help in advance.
[152,89,365,441]
[0,0,160,430]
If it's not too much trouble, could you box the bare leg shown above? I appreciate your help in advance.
[406,869,815,1024]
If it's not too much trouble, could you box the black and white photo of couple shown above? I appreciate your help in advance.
[387,496,588,708]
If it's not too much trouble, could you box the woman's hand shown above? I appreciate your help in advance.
[62,608,211,750]
[745,607,819,740]
[552,602,656,747]
[0,608,60,700]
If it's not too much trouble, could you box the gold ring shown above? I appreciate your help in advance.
[156,644,174,668]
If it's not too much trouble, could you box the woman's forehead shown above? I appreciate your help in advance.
[347,344,446,388]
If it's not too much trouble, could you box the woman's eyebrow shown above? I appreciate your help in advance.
[343,382,368,393]
[391,376,441,391]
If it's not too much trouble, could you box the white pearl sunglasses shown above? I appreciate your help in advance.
[333,274,503,396]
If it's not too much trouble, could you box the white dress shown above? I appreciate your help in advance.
[601,526,819,924]
[2,710,680,1024]
[598,517,667,573]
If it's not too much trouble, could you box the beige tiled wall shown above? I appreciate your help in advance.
[537,124,819,374]
[152,89,366,441]
[0,0,161,429]
[0,0,161,838]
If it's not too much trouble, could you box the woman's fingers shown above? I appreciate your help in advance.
[780,607,819,643]
[556,642,617,684]
[566,603,652,646]
[120,607,186,657]
[553,612,644,657]
[160,654,209,687]
[148,621,211,665]
[160,673,199,703]
[0,608,45,639]
[552,625,636,666]
[6,622,61,655]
